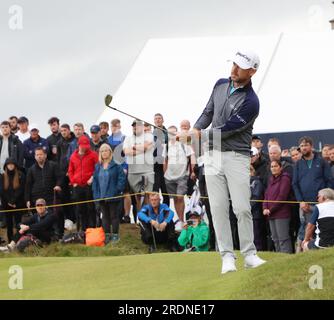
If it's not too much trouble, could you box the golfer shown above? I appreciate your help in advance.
[179,50,266,273]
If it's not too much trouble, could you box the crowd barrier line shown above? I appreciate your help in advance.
[0,191,318,213]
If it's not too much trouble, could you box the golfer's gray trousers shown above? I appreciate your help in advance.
[204,150,257,258]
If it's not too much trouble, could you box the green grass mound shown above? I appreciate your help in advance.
[0,248,333,299]
[0,224,166,257]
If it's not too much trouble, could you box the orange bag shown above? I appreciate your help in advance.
[85,227,105,247]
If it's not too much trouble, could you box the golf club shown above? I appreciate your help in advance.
[104,94,193,143]
[104,94,167,135]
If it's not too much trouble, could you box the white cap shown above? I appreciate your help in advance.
[230,50,260,70]
[29,123,39,131]
[251,146,259,157]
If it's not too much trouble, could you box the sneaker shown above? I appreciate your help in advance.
[7,241,16,252]
[0,237,7,245]
[244,254,266,269]
[105,233,112,245]
[0,246,9,253]
[221,255,237,274]
[169,245,179,252]
[111,233,120,243]
[148,245,155,254]
[174,221,184,232]
[122,216,131,224]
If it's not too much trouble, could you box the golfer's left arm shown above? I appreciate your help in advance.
[193,96,259,141]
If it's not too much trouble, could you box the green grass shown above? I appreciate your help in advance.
[0,247,334,299]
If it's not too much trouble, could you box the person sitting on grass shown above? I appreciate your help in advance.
[302,188,334,251]
[0,198,57,253]
[138,192,179,253]
[178,207,210,252]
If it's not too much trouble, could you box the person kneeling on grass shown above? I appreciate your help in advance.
[138,192,179,253]
[0,198,57,253]
[302,188,334,251]
[178,208,210,252]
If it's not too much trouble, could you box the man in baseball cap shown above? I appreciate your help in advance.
[90,125,104,152]
[23,123,49,169]
[131,120,144,127]
[29,123,39,132]
[188,47,266,274]
[78,135,91,149]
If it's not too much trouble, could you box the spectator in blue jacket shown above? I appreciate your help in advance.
[292,136,333,252]
[138,192,178,252]
[92,143,126,244]
[23,124,49,169]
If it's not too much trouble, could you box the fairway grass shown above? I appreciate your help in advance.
[0,248,333,300]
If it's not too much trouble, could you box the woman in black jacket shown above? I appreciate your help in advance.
[1,158,25,242]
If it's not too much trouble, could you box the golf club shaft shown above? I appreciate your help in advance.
[151,223,157,251]
[105,94,192,142]
[106,105,168,135]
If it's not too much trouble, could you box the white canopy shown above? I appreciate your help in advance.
[98,32,334,135]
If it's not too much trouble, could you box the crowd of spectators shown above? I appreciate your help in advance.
[0,114,333,253]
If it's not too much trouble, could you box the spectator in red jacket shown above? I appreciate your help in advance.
[263,160,293,253]
[68,135,98,231]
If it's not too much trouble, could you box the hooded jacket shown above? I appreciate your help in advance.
[92,159,126,201]
[263,172,292,219]
[178,220,210,251]
[0,158,25,207]
[68,149,98,186]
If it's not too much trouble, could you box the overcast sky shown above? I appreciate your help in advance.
[0,0,333,136]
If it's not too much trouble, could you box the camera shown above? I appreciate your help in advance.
[186,220,194,226]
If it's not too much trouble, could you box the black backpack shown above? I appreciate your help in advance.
[60,231,85,244]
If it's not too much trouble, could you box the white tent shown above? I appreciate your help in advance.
[98,32,334,135]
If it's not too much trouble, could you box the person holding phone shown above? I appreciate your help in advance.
[178,209,210,252]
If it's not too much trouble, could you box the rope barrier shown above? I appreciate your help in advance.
[0,191,319,213]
